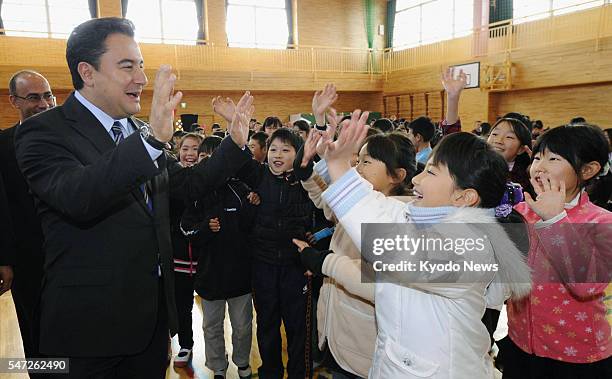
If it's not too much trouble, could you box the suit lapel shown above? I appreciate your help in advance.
[63,93,154,218]
[62,93,116,154]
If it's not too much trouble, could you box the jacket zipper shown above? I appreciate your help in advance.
[278,183,283,259]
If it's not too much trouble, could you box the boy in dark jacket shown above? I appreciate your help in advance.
[181,136,257,379]
[238,128,315,379]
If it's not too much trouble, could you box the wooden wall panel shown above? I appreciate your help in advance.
[490,83,612,129]
[135,90,383,130]
[206,0,386,49]
[0,90,382,131]
[207,0,228,46]
[98,0,121,18]
[383,35,612,130]
[297,0,386,49]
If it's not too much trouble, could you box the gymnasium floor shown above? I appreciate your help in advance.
[1,291,504,378]
[0,291,327,379]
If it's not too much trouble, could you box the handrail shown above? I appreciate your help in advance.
[0,1,609,76]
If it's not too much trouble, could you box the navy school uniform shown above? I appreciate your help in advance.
[237,161,316,379]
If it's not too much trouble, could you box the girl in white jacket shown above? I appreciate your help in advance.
[294,131,417,378]
[298,110,532,379]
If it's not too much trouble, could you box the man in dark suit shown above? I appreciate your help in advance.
[0,174,17,296]
[15,17,253,378]
[0,70,53,365]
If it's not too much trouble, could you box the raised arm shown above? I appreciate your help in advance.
[187,92,255,199]
[312,84,338,127]
[15,66,180,222]
[441,67,467,132]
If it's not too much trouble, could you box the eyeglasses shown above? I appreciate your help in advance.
[12,93,56,104]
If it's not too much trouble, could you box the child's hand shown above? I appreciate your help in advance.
[301,130,322,168]
[324,109,369,181]
[212,96,236,123]
[228,91,254,149]
[441,67,467,98]
[304,232,317,245]
[293,238,310,252]
[208,218,221,232]
[312,84,338,126]
[524,175,566,221]
[292,238,313,276]
[293,239,332,277]
[314,108,338,159]
[247,192,261,205]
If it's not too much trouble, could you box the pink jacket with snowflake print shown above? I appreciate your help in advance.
[508,193,611,363]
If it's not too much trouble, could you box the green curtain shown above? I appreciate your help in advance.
[286,0,294,47]
[0,0,5,35]
[386,0,396,48]
[121,0,128,18]
[490,0,513,24]
[195,0,206,43]
[364,0,375,49]
[88,0,98,18]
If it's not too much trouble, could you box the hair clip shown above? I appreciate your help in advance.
[495,204,513,218]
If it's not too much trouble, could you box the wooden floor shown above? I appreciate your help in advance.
[1,291,504,379]
[0,291,331,379]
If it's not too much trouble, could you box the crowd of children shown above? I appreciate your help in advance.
[165,68,611,379]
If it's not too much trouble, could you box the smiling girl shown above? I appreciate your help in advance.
[302,110,532,378]
[294,130,416,378]
[487,113,533,196]
[502,124,611,379]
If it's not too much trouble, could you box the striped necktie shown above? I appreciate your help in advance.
[110,121,124,144]
[111,121,153,212]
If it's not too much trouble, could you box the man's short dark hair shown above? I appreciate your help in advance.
[66,17,135,90]
[408,117,436,142]
[8,70,44,95]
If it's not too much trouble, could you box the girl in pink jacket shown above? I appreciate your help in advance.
[502,123,611,378]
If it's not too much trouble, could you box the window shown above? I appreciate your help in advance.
[226,0,289,49]
[393,0,474,50]
[513,0,604,23]
[126,0,199,44]
[1,0,91,38]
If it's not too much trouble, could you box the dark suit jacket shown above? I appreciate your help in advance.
[0,174,17,266]
[0,123,44,279]
[15,92,254,357]
[14,93,181,357]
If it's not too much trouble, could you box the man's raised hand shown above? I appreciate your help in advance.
[149,65,183,143]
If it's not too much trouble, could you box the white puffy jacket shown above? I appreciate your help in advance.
[322,170,532,379]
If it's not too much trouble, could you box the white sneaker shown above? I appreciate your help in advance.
[173,348,192,368]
